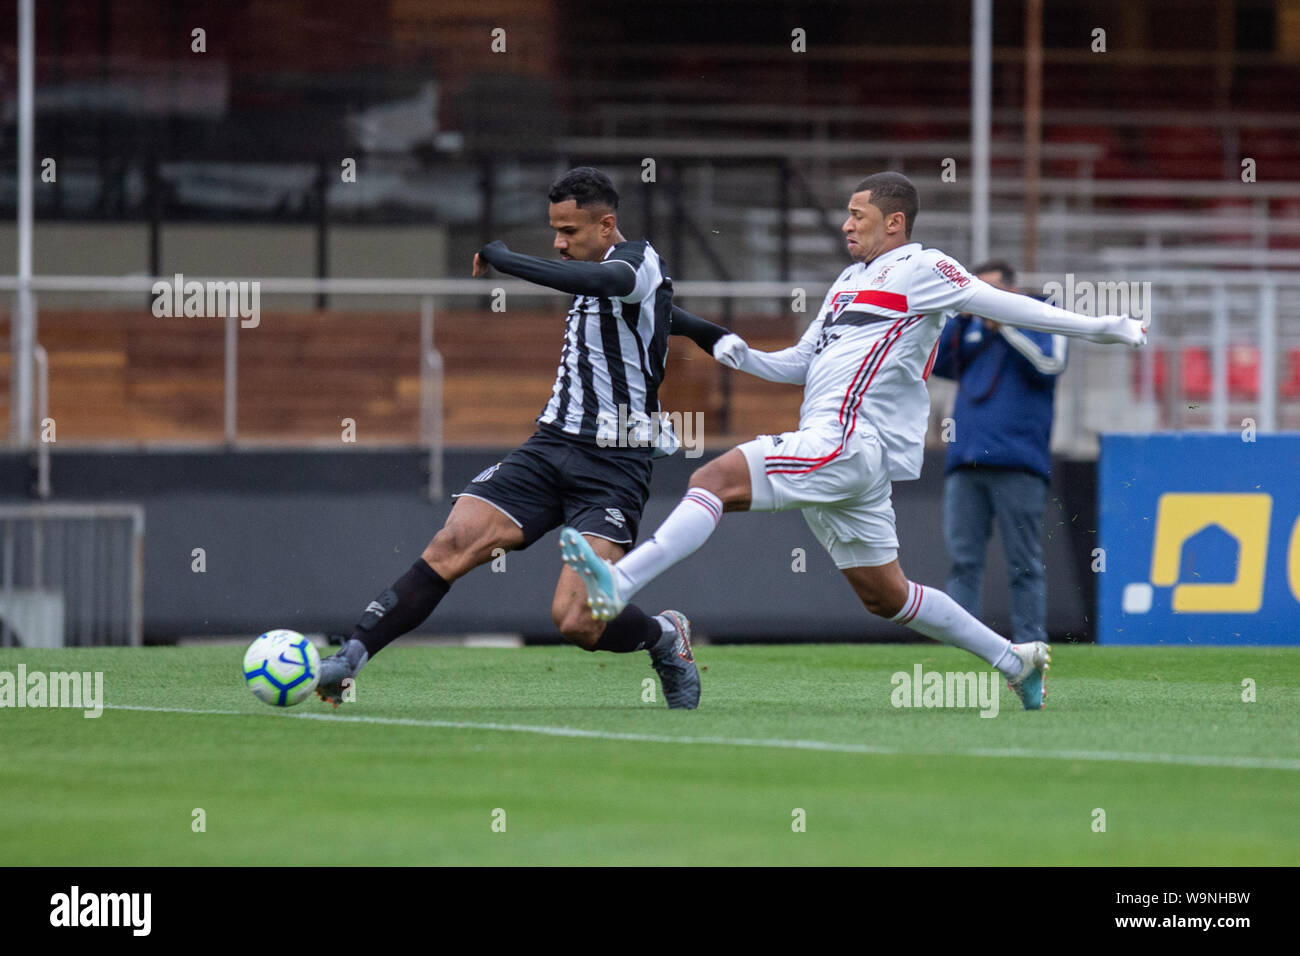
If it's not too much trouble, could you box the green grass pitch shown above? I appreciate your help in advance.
[2,643,1297,865]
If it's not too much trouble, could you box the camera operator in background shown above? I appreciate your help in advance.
[930,262,1066,645]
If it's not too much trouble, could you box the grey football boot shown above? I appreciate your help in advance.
[316,638,368,708]
[650,610,700,710]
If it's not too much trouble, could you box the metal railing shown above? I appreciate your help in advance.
[0,502,144,647]
[1016,270,1300,450]
[3,271,1298,487]
[33,342,48,499]
[2,274,458,499]
[585,104,1300,188]
[741,177,1300,278]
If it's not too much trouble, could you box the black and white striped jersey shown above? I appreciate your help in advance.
[538,240,674,453]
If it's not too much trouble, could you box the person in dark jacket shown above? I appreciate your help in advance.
[930,261,1066,644]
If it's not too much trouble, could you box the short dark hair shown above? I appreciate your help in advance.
[854,171,918,238]
[970,260,1017,285]
[548,166,619,211]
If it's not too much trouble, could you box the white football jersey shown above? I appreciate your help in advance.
[791,242,980,480]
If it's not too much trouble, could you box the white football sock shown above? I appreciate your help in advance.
[613,488,724,601]
[891,581,1021,677]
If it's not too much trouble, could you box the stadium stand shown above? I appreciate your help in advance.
[3,1,1299,447]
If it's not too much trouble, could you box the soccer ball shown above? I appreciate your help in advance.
[243,629,321,707]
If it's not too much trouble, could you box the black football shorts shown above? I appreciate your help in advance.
[454,427,652,549]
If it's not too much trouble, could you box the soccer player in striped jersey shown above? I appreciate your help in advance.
[316,167,732,709]
[558,171,1147,710]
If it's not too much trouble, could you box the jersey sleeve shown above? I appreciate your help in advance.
[962,281,1120,340]
[907,250,980,315]
[669,305,729,353]
[478,241,635,298]
[736,307,825,385]
[606,241,656,304]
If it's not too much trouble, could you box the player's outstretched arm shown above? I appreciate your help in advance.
[670,305,813,383]
[670,305,731,356]
[670,305,763,370]
[728,340,814,384]
[963,281,1148,347]
[475,240,636,298]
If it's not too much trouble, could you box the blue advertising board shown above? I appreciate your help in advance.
[1098,433,1300,644]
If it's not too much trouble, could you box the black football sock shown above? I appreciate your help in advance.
[351,559,451,658]
[594,604,665,653]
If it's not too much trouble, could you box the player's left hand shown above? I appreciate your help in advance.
[472,253,489,277]
[712,332,749,368]
[1087,315,1147,348]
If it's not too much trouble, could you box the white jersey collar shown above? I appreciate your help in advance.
[860,242,921,270]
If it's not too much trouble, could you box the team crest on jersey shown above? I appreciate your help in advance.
[831,291,858,318]
[472,463,502,483]
[604,508,626,528]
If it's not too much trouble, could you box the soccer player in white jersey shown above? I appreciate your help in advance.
[557,171,1147,710]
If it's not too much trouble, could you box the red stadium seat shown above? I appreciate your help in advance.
[1132,348,1255,401]
[1228,345,1260,399]
[887,121,945,141]
[1146,126,1223,180]
[1270,198,1300,250]
[1208,197,1256,244]
[1044,124,1129,179]
[1133,347,1169,398]
[1182,347,1213,400]
[1240,128,1300,180]
[1282,349,1300,400]
[1151,348,1168,395]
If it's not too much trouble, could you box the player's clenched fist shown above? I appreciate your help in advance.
[472,253,489,277]
[1085,315,1148,348]
[712,332,749,368]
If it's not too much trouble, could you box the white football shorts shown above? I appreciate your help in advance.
[737,425,899,569]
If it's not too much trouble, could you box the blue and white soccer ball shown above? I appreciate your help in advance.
[243,629,321,707]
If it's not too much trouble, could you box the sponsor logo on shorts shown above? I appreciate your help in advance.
[604,508,626,528]
[472,463,501,483]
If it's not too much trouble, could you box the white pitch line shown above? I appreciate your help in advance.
[102,703,1300,771]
